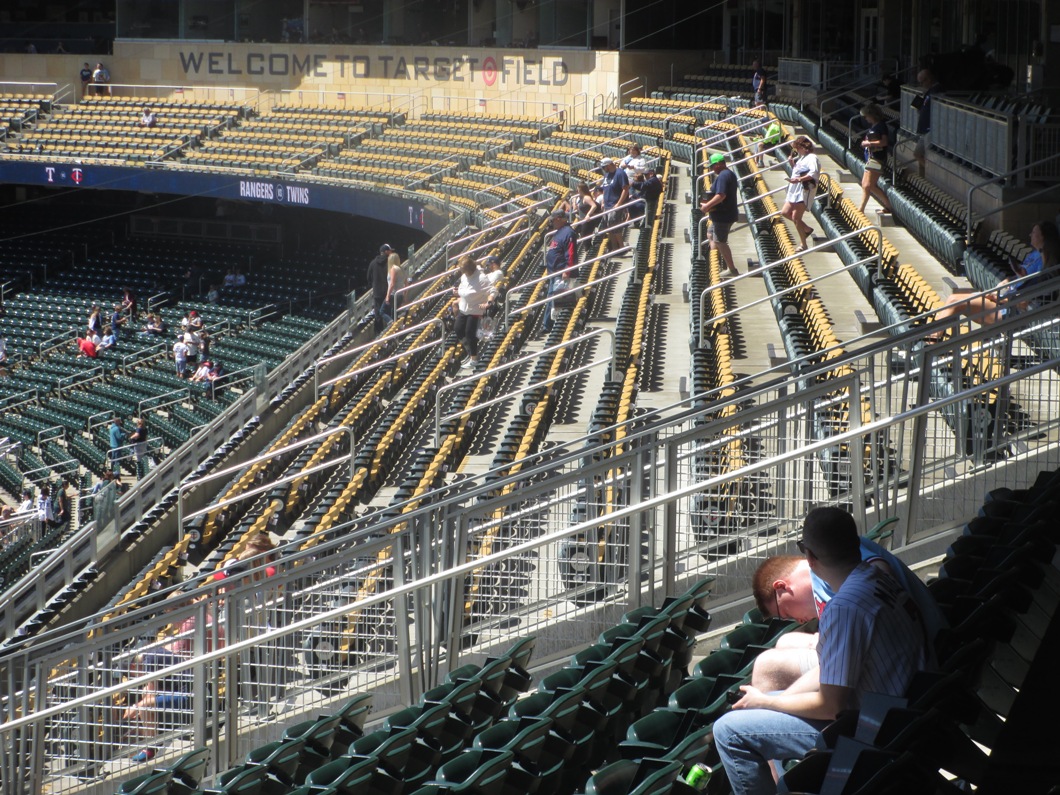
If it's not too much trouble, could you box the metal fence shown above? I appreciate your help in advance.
[0,293,368,641]
[931,96,1014,179]
[1,294,1059,793]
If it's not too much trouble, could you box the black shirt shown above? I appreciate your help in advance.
[367,253,389,301]
[706,168,739,223]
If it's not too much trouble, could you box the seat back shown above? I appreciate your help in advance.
[213,764,267,795]
[334,693,373,738]
[166,746,211,791]
[117,770,173,795]
[245,738,305,785]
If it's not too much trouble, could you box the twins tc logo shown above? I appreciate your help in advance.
[44,166,85,184]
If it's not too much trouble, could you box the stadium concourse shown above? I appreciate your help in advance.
[0,64,1058,795]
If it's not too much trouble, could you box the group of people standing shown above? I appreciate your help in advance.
[77,289,137,358]
[108,416,150,476]
[79,62,111,97]
[367,243,408,335]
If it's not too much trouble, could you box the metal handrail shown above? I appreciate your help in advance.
[138,387,191,416]
[694,109,770,146]
[510,265,636,325]
[11,339,1058,738]
[396,224,542,312]
[192,363,260,396]
[504,247,633,327]
[555,196,645,244]
[87,410,115,432]
[799,58,894,109]
[697,226,883,347]
[965,151,1060,241]
[475,183,546,212]
[35,425,65,447]
[698,253,883,347]
[434,328,615,444]
[569,135,637,173]
[277,143,327,175]
[473,192,553,231]
[731,140,793,180]
[37,329,76,358]
[20,458,79,485]
[313,318,445,397]
[0,389,39,414]
[844,96,900,149]
[120,341,168,375]
[697,190,828,241]
[618,78,643,102]
[819,67,903,123]
[451,224,537,267]
[175,425,356,540]
[658,98,728,131]
[56,365,103,397]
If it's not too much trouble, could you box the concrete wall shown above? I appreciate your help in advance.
[1,45,622,120]
[618,50,724,96]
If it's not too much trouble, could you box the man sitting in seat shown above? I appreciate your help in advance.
[713,507,932,795]
[748,511,945,692]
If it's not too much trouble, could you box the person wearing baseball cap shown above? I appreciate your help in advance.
[599,156,630,255]
[367,244,393,334]
[543,210,577,332]
[698,152,739,278]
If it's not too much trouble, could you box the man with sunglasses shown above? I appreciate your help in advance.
[712,507,932,795]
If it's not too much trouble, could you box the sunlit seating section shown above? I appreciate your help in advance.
[9,95,247,161]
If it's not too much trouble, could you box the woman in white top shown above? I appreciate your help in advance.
[384,252,407,319]
[453,255,494,370]
[781,136,821,252]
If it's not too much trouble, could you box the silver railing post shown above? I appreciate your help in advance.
[175,425,356,543]
[434,329,616,445]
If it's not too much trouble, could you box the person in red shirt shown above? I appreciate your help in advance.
[77,336,98,358]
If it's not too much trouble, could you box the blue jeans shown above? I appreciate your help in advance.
[543,275,563,331]
[713,708,827,795]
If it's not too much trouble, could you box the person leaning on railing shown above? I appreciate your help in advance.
[928,219,1059,341]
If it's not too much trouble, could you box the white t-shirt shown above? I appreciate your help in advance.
[457,269,492,316]
[173,341,189,362]
[622,154,646,181]
[785,153,820,204]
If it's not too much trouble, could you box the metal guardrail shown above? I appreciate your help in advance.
[0,292,362,642]
[175,425,356,541]
[503,246,632,328]
[696,226,884,347]
[433,329,616,445]
[3,301,1058,792]
[313,318,446,398]
[965,151,1060,241]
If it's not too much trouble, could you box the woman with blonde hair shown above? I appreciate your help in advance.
[781,136,820,252]
[858,104,893,214]
[384,251,407,320]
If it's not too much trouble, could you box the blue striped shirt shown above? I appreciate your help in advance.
[817,563,929,705]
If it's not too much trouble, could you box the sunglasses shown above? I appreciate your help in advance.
[796,539,816,559]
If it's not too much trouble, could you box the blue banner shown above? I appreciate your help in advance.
[0,160,448,234]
